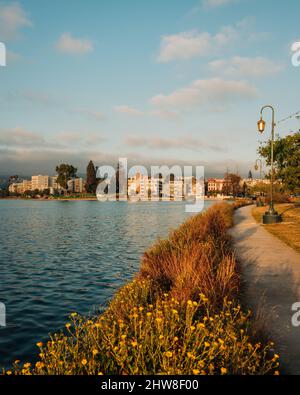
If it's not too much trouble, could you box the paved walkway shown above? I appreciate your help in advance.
[230,205,300,375]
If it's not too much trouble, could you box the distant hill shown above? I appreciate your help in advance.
[0,176,9,189]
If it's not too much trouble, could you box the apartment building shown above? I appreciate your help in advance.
[207,178,225,193]
[31,175,49,191]
[22,180,32,192]
[67,178,84,193]
[8,183,24,194]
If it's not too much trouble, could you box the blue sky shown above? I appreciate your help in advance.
[0,0,299,177]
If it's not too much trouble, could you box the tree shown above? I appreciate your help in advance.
[258,131,300,193]
[223,173,242,197]
[0,189,8,198]
[55,164,77,193]
[248,170,253,180]
[43,188,50,196]
[85,161,97,194]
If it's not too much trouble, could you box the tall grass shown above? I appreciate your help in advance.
[4,202,279,376]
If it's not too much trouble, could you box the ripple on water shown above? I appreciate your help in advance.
[0,200,214,366]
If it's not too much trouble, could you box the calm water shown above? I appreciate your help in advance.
[0,200,214,367]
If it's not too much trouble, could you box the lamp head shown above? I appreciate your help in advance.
[257,117,266,133]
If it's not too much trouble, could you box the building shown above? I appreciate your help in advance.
[22,180,32,192]
[207,178,225,193]
[67,178,84,193]
[128,174,199,201]
[243,178,271,187]
[8,183,24,194]
[31,175,49,191]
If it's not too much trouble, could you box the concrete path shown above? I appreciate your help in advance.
[230,205,300,375]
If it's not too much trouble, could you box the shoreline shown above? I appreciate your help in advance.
[5,200,278,376]
[0,197,232,202]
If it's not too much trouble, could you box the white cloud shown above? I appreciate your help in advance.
[0,2,32,41]
[150,109,179,119]
[58,131,106,145]
[157,24,239,63]
[209,56,283,77]
[56,33,94,55]
[0,127,44,147]
[203,0,236,8]
[157,31,212,63]
[114,105,144,116]
[150,78,257,109]
[125,135,225,152]
[69,108,105,121]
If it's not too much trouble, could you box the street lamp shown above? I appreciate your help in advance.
[257,105,282,224]
[254,159,263,180]
[254,159,265,207]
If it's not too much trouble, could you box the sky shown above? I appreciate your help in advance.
[0,0,299,177]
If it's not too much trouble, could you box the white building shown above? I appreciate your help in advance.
[31,175,49,191]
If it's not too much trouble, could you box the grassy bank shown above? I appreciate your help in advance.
[5,202,279,376]
[252,203,300,253]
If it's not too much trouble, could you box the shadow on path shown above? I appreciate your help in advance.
[230,205,300,375]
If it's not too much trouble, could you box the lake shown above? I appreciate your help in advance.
[0,199,215,367]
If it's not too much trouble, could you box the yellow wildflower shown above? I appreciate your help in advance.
[132,341,138,347]
[81,359,88,366]
[193,369,200,375]
[221,367,228,375]
[93,349,99,356]
[36,342,43,348]
[165,351,173,358]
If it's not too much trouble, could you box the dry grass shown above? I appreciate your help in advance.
[252,203,300,253]
[3,202,280,376]
[140,203,238,305]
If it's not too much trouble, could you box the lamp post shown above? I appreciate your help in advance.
[257,105,282,224]
[254,159,265,207]
[254,159,263,180]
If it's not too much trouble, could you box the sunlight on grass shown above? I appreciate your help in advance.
[253,203,300,253]
[3,202,279,376]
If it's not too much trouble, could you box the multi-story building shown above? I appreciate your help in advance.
[31,175,49,191]
[22,180,32,192]
[243,178,271,187]
[207,178,225,194]
[8,183,24,194]
[67,178,84,194]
